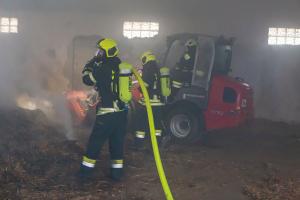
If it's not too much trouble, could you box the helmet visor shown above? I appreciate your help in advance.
[107,47,118,57]
[95,49,105,58]
[141,56,147,65]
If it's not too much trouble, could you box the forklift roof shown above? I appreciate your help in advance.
[166,33,235,47]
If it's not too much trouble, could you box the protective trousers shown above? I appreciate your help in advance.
[134,104,163,148]
[80,110,127,181]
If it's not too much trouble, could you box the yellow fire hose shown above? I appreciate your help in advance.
[132,68,174,200]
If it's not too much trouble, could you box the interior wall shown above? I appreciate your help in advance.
[1,0,300,122]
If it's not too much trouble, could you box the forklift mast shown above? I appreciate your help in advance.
[213,36,235,75]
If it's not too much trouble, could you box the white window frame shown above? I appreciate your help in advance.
[1,17,18,33]
[123,21,159,39]
[268,27,300,46]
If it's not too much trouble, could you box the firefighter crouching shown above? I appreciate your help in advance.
[134,51,171,149]
[79,38,132,181]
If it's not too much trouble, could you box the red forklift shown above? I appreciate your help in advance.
[132,33,254,142]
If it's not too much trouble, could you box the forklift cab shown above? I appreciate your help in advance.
[131,33,252,141]
[164,33,234,109]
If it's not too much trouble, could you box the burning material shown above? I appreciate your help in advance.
[65,89,99,124]
[16,93,76,140]
[16,94,38,110]
[65,90,89,123]
[16,93,54,116]
[16,93,53,114]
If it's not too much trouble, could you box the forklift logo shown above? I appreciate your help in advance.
[183,94,205,99]
[241,99,247,108]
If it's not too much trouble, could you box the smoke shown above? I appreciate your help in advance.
[21,48,76,140]
[0,33,75,139]
[48,95,75,140]
[1,0,300,126]
[0,37,20,108]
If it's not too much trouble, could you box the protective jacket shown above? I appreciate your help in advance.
[82,56,126,114]
[138,60,164,106]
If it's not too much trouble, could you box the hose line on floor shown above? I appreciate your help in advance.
[132,68,174,200]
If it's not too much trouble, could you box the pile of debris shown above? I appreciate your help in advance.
[1,108,300,200]
[0,108,120,199]
[243,174,300,200]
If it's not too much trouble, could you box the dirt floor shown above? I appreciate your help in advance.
[0,108,300,200]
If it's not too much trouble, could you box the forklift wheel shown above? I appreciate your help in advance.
[166,107,204,143]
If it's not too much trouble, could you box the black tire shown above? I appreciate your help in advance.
[166,106,205,143]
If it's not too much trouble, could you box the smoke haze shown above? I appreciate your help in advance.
[1,0,300,123]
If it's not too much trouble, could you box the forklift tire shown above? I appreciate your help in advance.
[166,106,205,143]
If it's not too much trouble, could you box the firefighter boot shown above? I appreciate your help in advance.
[76,165,94,183]
[110,168,123,181]
[133,131,146,151]
[156,130,163,145]
[77,156,97,182]
[110,159,124,181]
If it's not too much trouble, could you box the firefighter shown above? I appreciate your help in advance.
[134,51,171,149]
[79,38,132,181]
[172,39,198,90]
